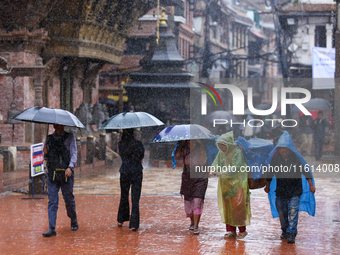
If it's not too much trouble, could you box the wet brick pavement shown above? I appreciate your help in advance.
[0,155,340,254]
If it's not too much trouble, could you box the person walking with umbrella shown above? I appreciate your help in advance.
[173,139,208,235]
[98,110,163,231]
[42,124,78,237]
[117,129,145,231]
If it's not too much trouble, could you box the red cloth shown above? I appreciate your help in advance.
[226,224,246,233]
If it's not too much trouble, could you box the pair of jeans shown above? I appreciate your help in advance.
[47,174,77,229]
[314,137,324,160]
[117,171,143,229]
[275,196,300,234]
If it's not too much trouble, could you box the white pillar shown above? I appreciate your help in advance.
[326,23,333,49]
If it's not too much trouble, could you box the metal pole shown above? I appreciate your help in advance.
[270,0,291,119]
[11,124,14,146]
[334,1,340,153]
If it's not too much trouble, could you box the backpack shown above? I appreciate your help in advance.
[46,132,71,182]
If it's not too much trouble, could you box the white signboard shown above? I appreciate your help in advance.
[31,143,45,177]
[312,47,335,89]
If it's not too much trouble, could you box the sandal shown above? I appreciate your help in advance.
[224,232,237,239]
[189,223,195,231]
[131,228,138,232]
[236,231,248,239]
[117,222,123,227]
[193,228,200,235]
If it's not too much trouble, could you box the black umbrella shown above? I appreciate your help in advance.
[99,97,118,106]
[291,98,332,111]
[13,106,85,128]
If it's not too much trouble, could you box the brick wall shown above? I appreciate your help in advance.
[16,149,31,171]
[0,51,37,145]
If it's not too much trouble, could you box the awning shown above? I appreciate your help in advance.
[108,94,129,102]
[250,30,266,39]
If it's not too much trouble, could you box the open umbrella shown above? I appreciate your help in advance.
[99,97,118,106]
[291,98,332,111]
[13,106,85,128]
[151,124,216,143]
[99,111,164,130]
[204,110,236,123]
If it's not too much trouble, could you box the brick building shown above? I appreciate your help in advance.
[0,0,174,191]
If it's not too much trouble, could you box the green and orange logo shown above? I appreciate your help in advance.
[197,82,222,115]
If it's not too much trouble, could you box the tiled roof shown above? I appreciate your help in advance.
[282,4,336,12]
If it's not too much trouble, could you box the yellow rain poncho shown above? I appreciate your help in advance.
[211,131,251,226]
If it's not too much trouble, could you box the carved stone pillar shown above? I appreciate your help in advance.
[34,68,44,144]
[86,135,95,163]
[111,132,119,152]
[98,133,106,160]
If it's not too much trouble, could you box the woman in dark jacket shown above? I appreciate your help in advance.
[117,129,145,231]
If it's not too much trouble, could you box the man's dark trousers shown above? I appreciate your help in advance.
[47,174,77,229]
[314,137,324,160]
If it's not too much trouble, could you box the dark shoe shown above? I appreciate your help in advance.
[287,233,295,243]
[42,228,56,237]
[280,231,288,239]
[131,228,138,232]
[71,221,79,231]
[118,222,123,227]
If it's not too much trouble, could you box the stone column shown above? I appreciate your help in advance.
[98,133,106,160]
[2,149,12,172]
[34,67,44,144]
[326,24,333,49]
[86,135,95,163]
[111,132,119,152]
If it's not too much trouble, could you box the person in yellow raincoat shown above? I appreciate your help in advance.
[211,131,251,239]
